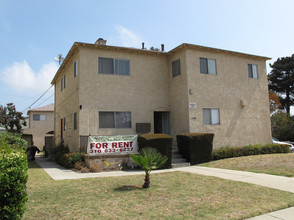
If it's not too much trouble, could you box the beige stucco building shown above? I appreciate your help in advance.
[24,104,54,149]
[51,39,272,152]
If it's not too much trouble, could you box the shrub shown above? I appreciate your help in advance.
[212,144,289,160]
[0,132,27,151]
[68,152,84,165]
[177,133,214,165]
[56,152,85,169]
[52,143,70,166]
[138,134,173,169]
[0,136,28,220]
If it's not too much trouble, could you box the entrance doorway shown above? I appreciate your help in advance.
[154,112,170,134]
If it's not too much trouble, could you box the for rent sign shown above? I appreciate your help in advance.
[87,135,138,156]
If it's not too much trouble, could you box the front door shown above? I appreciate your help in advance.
[154,112,170,134]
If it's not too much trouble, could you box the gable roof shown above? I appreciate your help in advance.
[27,104,54,115]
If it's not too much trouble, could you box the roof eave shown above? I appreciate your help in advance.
[168,43,271,60]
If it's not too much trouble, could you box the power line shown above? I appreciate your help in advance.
[22,85,53,113]
[36,93,54,108]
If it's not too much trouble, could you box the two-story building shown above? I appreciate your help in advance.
[24,104,54,149]
[51,39,272,152]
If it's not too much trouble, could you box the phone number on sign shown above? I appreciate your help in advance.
[89,148,134,154]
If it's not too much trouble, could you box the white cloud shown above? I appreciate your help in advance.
[115,25,143,48]
[2,61,58,92]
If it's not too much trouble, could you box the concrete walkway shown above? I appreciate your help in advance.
[34,157,294,219]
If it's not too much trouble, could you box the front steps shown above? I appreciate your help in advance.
[172,149,190,168]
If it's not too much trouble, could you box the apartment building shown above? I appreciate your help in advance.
[51,39,272,152]
[24,104,54,149]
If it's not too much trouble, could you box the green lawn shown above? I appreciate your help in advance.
[201,153,294,177]
[23,161,294,219]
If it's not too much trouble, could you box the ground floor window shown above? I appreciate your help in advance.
[99,111,131,128]
[203,108,220,125]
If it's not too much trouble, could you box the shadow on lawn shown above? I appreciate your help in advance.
[114,185,143,191]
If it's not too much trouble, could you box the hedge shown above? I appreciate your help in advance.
[138,134,172,169]
[212,144,290,160]
[0,134,28,220]
[177,133,214,165]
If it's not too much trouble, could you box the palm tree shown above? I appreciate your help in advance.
[130,147,168,188]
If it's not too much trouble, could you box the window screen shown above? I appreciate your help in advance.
[40,115,46,121]
[115,112,131,128]
[33,114,40,121]
[172,59,181,77]
[99,111,131,128]
[98,57,114,74]
[74,60,78,77]
[200,58,217,74]
[61,78,64,91]
[115,59,130,75]
[99,112,115,128]
[64,74,66,89]
[203,108,220,125]
[98,57,130,75]
[248,64,258,78]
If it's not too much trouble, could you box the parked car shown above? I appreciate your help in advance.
[272,138,294,152]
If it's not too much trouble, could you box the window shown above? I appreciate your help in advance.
[99,111,131,128]
[248,64,258,78]
[203,108,220,125]
[200,58,217,75]
[33,114,46,121]
[63,117,66,131]
[61,78,64,91]
[64,74,66,89]
[74,112,77,130]
[98,57,130,75]
[74,60,78,77]
[172,59,181,77]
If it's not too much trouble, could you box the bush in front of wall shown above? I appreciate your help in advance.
[177,133,214,165]
[138,134,173,169]
[0,135,28,220]
[212,143,290,160]
[57,152,85,169]
[52,143,70,166]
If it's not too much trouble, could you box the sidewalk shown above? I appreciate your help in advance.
[34,156,294,219]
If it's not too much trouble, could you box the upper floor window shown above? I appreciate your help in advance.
[61,74,66,91]
[99,111,131,128]
[248,64,258,78]
[203,108,220,125]
[98,57,130,75]
[172,59,181,77]
[74,60,78,77]
[200,58,217,75]
[33,114,46,121]
[61,78,64,91]
[64,74,66,89]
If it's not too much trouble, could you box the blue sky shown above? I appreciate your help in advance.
[1,0,294,114]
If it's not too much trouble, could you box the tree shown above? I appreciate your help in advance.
[269,91,282,114]
[271,111,294,141]
[130,147,167,188]
[0,103,26,133]
[268,54,294,113]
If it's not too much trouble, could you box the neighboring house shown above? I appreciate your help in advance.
[51,38,272,153]
[24,104,54,149]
